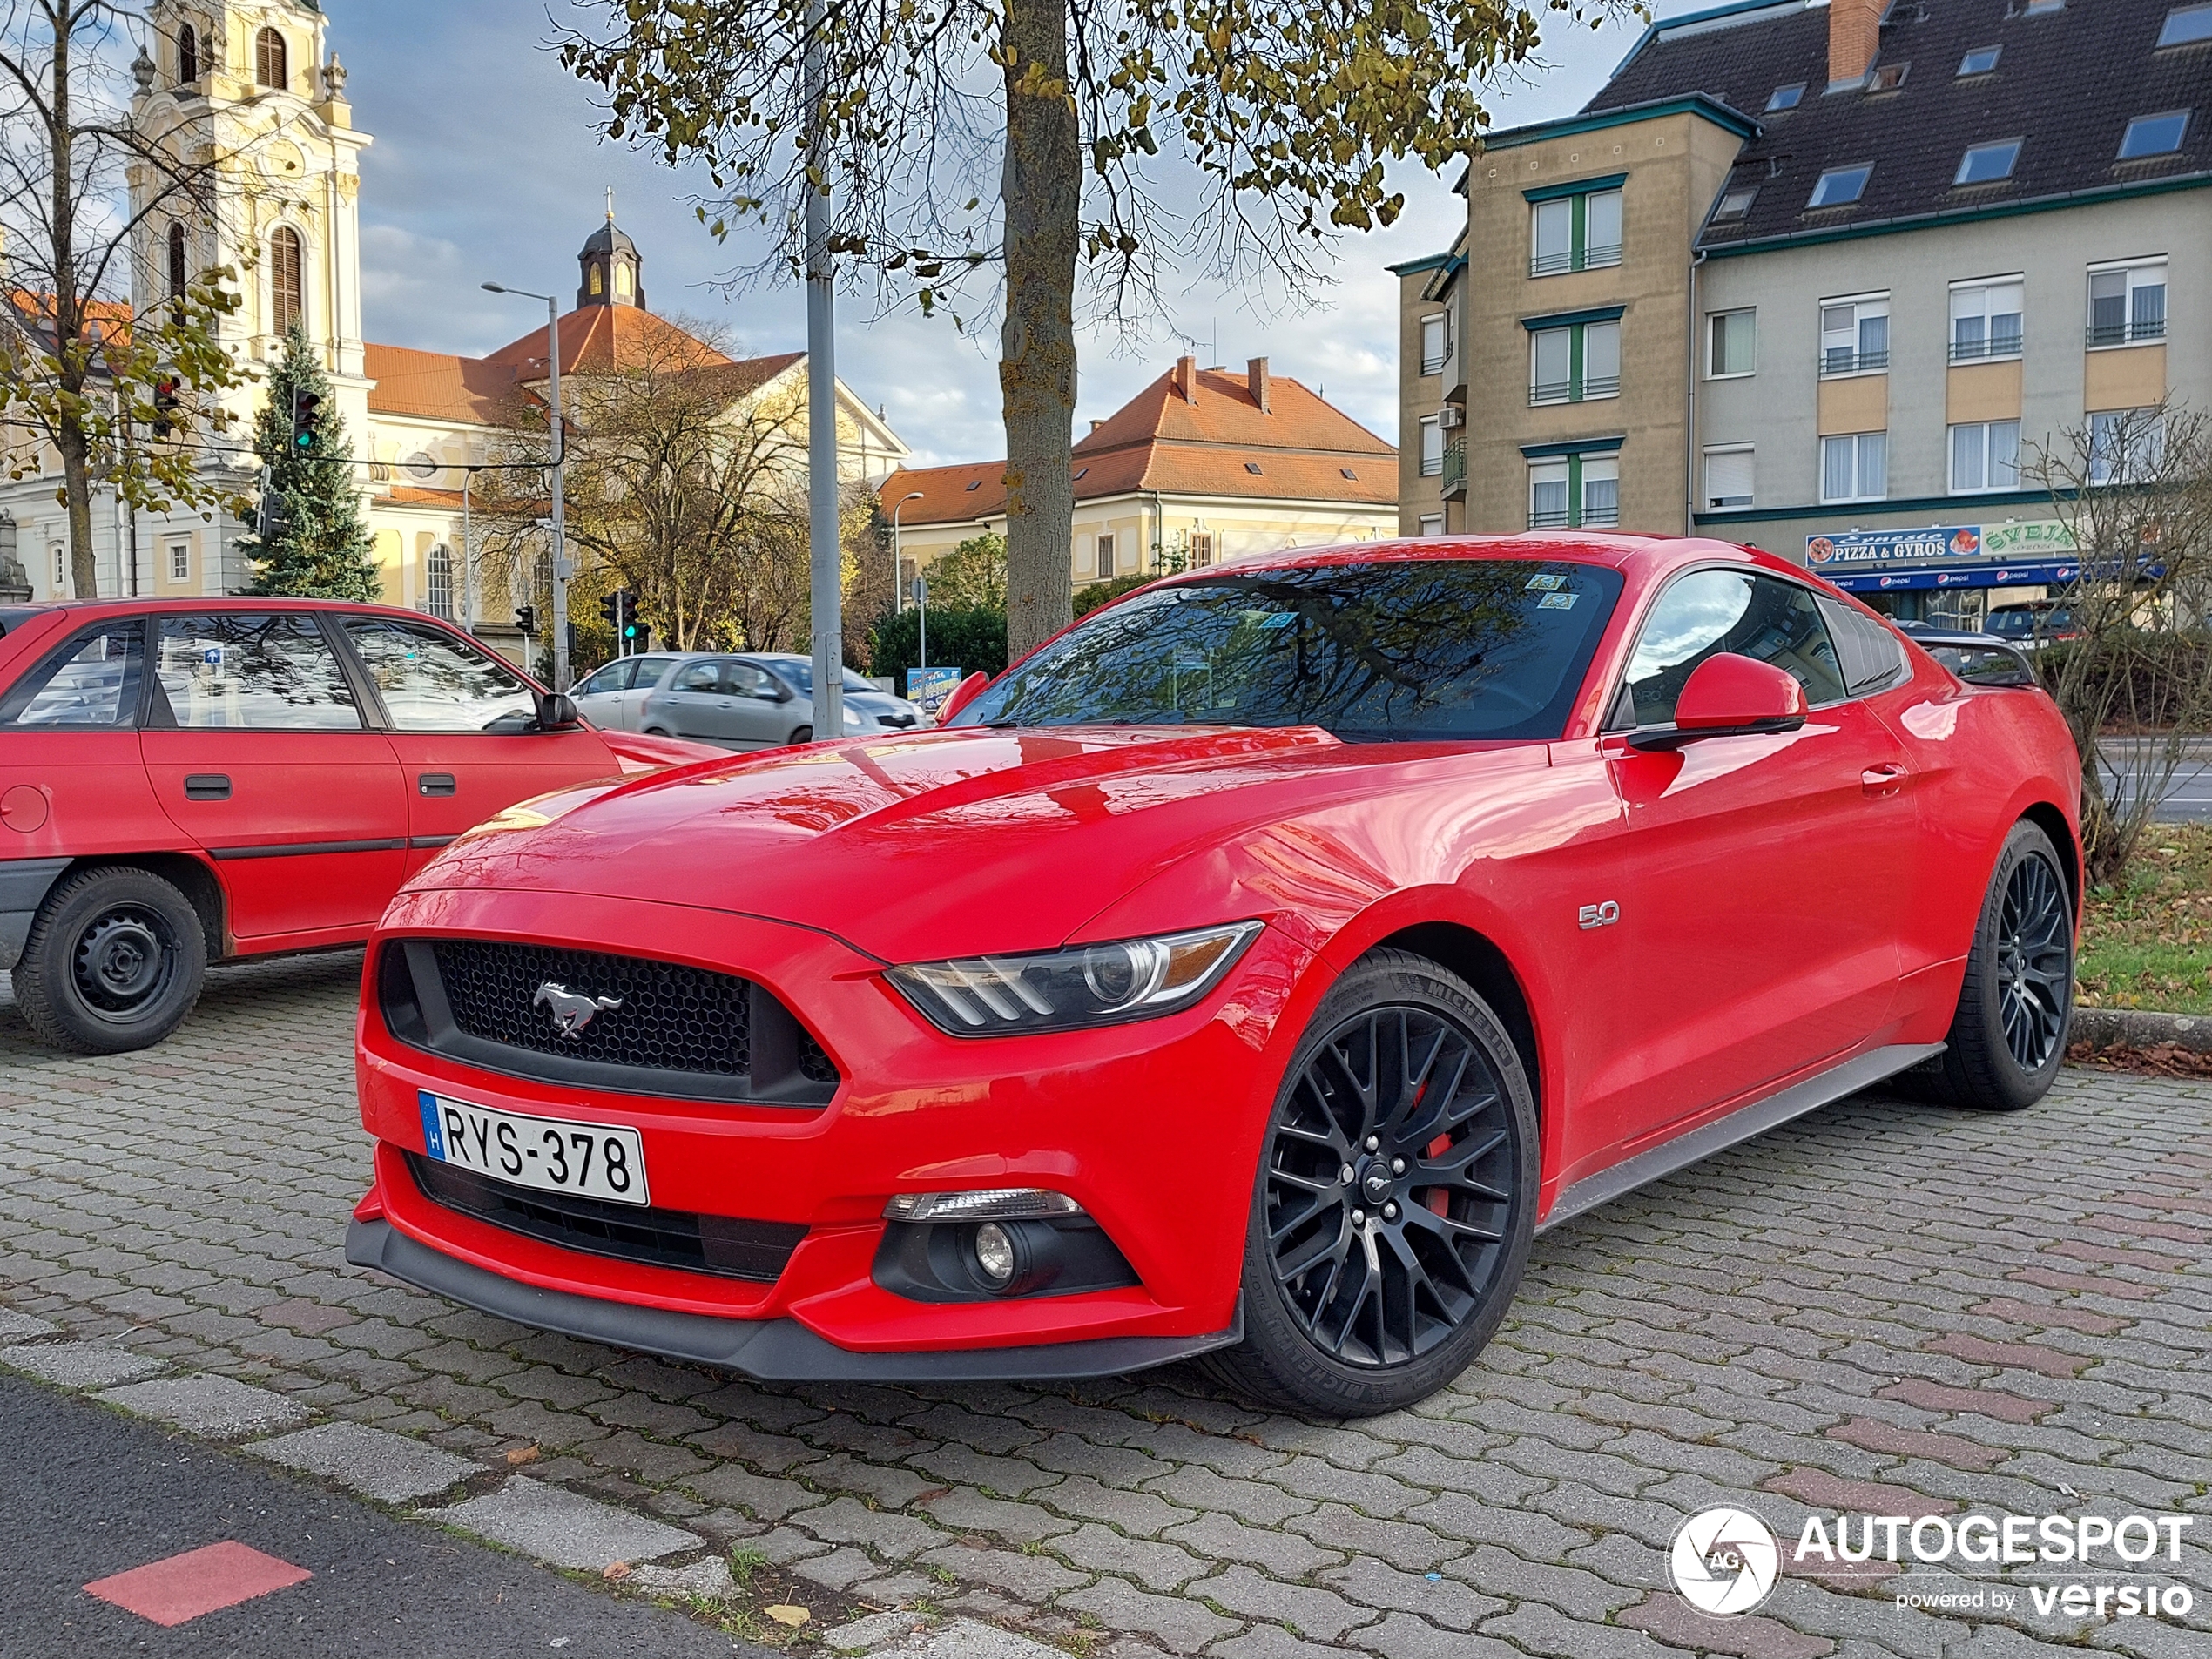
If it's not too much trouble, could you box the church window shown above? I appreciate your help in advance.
[614,261,632,297]
[256,27,287,91]
[270,226,303,335]
[426,544,454,620]
[177,23,199,84]
[166,223,187,303]
[589,264,604,296]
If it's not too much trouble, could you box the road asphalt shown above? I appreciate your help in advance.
[0,1373,759,1659]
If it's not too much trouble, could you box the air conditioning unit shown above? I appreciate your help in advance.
[1437,406,1465,430]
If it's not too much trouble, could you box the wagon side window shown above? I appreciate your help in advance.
[1622,570,1848,727]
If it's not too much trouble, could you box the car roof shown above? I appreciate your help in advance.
[1140,530,1811,592]
[16,596,442,618]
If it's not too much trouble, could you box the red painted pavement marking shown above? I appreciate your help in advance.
[84,1541,312,1628]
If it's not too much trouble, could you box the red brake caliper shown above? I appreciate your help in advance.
[1424,1133,1451,1216]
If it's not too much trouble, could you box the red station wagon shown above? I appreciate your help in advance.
[0,598,718,1055]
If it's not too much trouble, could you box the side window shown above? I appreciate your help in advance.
[0,621,145,728]
[725,663,765,698]
[631,656,674,688]
[1623,570,1847,727]
[341,618,537,732]
[154,613,363,730]
[577,661,631,696]
[1815,595,1909,696]
[672,660,720,692]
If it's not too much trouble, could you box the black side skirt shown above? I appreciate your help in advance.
[345,1217,1242,1382]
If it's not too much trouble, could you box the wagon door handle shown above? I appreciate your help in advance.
[183,774,231,801]
[1862,763,1908,795]
[417,773,457,797]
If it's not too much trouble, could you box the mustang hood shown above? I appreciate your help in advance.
[409,725,1541,961]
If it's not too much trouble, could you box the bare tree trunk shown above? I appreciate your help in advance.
[997,0,1078,664]
[41,1,98,597]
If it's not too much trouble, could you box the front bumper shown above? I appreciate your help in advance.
[345,1217,1243,1380]
[352,885,1308,1368]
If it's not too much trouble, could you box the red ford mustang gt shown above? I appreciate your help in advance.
[347,535,2080,1413]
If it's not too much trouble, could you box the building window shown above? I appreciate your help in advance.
[177,23,199,84]
[269,226,303,335]
[1950,279,2023,361]
[1420,314,1451,376]
[255,26,287,91]
[1955,140,2020,185]
[2159,3,2212,48]
[1821,433,1888,502]
[1868,61,1909,93]
[166,222,187,303]
[1096,534,1115,579]
[2119,111,2190,159]
[1529,187,1622,277]
[1529,319,1620,405]
[52,544,65,591]
[1418,514,1445,536]
[1527,452,1619,529]
[1188,531,1214,567]
[1712,186,1757,222]
[1819,295,1889,374]
[1807,165,1871,209]
[168,542,190,582]
[1766,84,1804,111]
[1703,447,1754,509]
[2087,260,2166,346]
[1958,45,2000,75]
[1950,421,2021,492]
[1707,309,1756,378]
[2089,408,2167,483]
[1419,415,1443,477]
[426,544,454,619]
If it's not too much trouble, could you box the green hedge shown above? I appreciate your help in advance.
[867,604,1008,690]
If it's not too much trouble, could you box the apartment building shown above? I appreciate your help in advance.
[1398,0,2210,618]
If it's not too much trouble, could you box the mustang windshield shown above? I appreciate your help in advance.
[951,559,1624,742]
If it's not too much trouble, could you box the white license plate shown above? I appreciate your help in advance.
[418,1090,651,1206]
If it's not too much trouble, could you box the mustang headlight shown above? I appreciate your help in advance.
[887,921,1262,1036]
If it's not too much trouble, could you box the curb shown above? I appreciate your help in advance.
[2072,1006,2212,1053]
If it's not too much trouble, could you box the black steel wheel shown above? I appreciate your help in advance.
[1203,950,1535,1415]
[788,725,813,745]
[1917,819,2074,1111]
[14,866,207,1055]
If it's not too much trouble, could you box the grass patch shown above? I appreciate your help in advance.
[2078,824,2212,1014]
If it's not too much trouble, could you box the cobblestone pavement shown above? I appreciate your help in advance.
[3,953,2209,1659]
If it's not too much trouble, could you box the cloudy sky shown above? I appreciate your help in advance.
[320,0,1676,467]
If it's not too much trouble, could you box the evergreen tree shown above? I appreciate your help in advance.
[241,325,381,600]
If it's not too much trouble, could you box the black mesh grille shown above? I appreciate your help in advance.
[798,1029,837,1084]
[433,940,751,1077]
[407,1153,805,1282]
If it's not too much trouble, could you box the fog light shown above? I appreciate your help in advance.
[972,1222,1017,1288]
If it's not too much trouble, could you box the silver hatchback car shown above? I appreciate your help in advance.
[590,651,922,750]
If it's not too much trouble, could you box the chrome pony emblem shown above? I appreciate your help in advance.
[533,981,622,1037]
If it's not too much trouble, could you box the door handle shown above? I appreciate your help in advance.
[418,773,457,797]
[1862,763,1908,795]
[183,774,231,801]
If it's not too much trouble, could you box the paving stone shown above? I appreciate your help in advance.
[421,1474,701,1570]
[857,1617,1071,1658]
[1190,1564,1376,1642]
[252,1420,482,1502]
[1050,1521,1211,1589]
[1057,1577,1239,1650]
[917,1539,1089,1599]
[0,1311,59,1339]
[628,1555,737,1602]
[1617,1594,1836,1659]
[0,1341,163,1388]
[1205,1624,1360,1659]
[822,1608,931,1652]
[1345,1610,1532,1659]
[96,1373,311,1439]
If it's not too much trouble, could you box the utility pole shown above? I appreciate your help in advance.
[482,282,569,687]
[803,0,843,744]
[891,489,923,616]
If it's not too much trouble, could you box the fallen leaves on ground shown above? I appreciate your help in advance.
[2067,1038,2212,1077]
[2079,826,2212,1015]
[504,1444,541,1466]
[765,1605,811,1627]
[602,1561,631,1581]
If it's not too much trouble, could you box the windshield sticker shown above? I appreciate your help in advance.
[1527,573,1568,590]
[1538,592,1580,610]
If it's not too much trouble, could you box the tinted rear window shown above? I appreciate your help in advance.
[952,559,1626,742]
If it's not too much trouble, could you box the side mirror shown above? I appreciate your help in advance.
[1629,653,1806,751]
[534,691,581,731]
[770,680,794,703]
[936,671,991,725]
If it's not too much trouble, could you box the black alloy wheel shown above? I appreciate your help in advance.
[1913,819,2074,1111]
[787,725,812,745]
[1204,950,1536,1415]
[14,866,208,1055]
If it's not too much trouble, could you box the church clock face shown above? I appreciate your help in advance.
[260,138,307,180]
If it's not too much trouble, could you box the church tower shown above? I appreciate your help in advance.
[130,1,374,445]
[577,199,646,311]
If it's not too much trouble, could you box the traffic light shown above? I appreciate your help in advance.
[152,376,180,439]
[255,490,287,543]
[290,388,322,455]
[598,590,622,630]
[514,604,537,636]
[597,590,638,652]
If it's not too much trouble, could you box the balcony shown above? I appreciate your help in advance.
[1527,506,1570,529]
[1949,332,2023,362]
[1440,440,1467,500]
[1821,347,1889,375]
[1527,243,1622,279]
[1528,375,1619,408]
[2087,318,2166,348]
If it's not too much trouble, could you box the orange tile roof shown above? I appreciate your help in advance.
[882,361,1396,525]
[364,344,516,424]
[381,484,468,508]
[482,305,735,377]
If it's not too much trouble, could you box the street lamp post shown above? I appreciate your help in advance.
[890,490,923,616]
[482,281,568,689]
[802,0,843,745]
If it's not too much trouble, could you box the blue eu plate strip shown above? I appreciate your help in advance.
[418,1090,448,1161]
